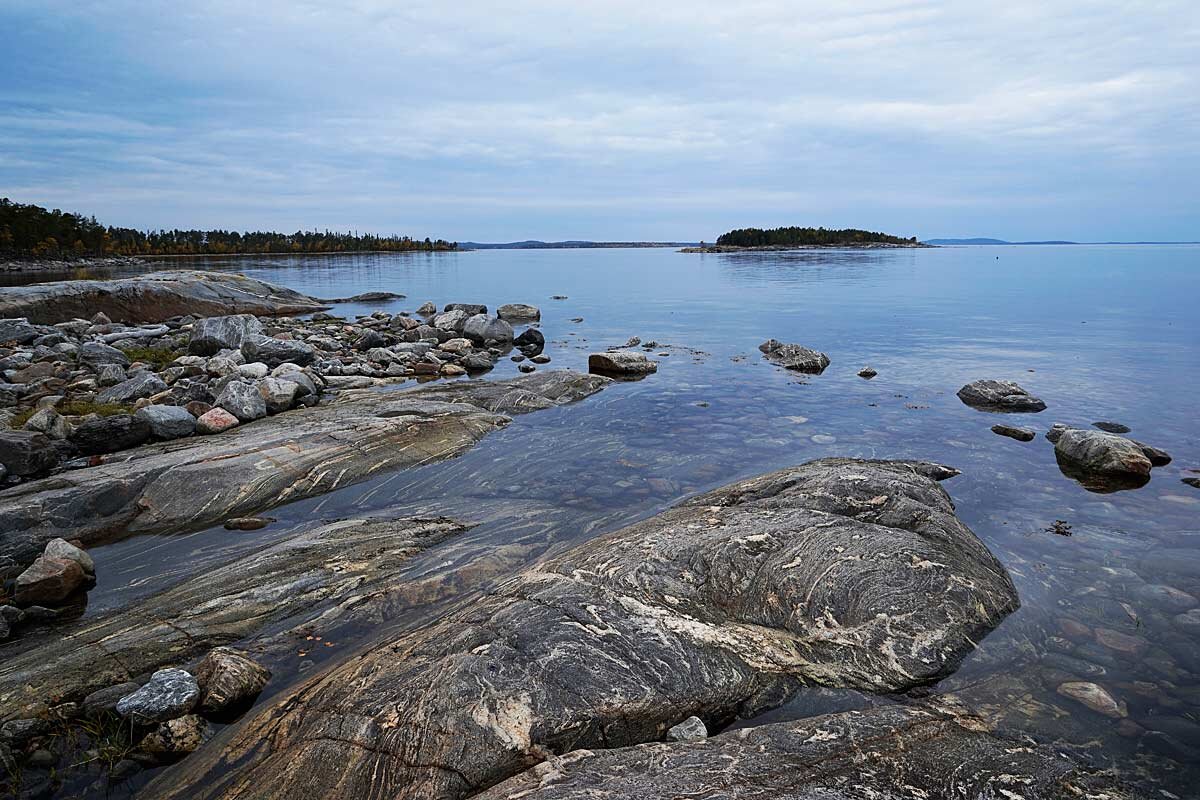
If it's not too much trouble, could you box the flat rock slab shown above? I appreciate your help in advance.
[476,703,1137,800]
[0,370,609,577]
[0,270,329,325]
[149,458,1017,800]
[588,350,657,376]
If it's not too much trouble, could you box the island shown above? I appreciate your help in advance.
[681,225,926,252]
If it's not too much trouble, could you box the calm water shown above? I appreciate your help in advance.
[14,246,1200,796]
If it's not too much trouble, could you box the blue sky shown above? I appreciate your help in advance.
[1,1,1197,242]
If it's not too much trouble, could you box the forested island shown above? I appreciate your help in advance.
[682,226,924,251]
[0,197,456,262]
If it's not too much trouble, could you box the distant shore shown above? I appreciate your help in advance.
[680,242,933,253]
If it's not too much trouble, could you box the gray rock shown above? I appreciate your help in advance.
[432,309,470,333]
[463,314,514,344]
[240,334,316,367]
[956,379,1046,412]
[82,682,142,715]
[0,318,38,344]
[69,414,151,454]
[43,537,94,574]
[96,363,127,386]
[216,380,268,423]
[116,668,200,725]
[97,372,168,404]
[857,366,877,378]
[195,647,272,713]
[1045,422,1073,443]
[0,430,58,476]
[355,330,387,351]
[139,714,211,755]
[1093,421,1131,434]
[77,341,131,369]
[461,352,496,372]
[759,339,830,373]
[322,291,405,303]
[1132,439,1172,467]
[188,314,264,356]
[497,303,541,321]
[665,715,707,742]
[135,405,197,440]
[23,408,70,440]
[443,303,487,315]
[416,301,437,316]
[514,327,545,355]
[589,350,658,376]
[14,555,85,605]
[257,377,301,415]
[1054,429,1153,482]
[991,424,1035,442]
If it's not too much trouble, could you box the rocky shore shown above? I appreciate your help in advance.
[681,242,931,252]
[0,256,146,274]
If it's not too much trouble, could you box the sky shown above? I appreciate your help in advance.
[1,1,1197,242]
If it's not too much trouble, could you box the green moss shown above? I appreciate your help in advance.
[8,407,36,428]
[120,346,181,369]
[57,400,131,418]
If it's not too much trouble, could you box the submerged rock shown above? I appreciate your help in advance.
[956,379,1046,412]
[991,423,1035,442]
[1056,681,1127,718]
[758,339,830,373]
[588,350,658,376]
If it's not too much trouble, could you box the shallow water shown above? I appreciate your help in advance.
[12,245,1200,796]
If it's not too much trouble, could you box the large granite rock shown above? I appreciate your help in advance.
[13,555,84,605]
[0,371,609,577]
[216,380,268,423]
[497,303,540,321]
[0,430,58,477]
[0,271,329,325]
[97,372,169,404]
[463,314,514,343]
[189,314,265,356]
[240,334,317,367]
[136,405,197,440]
[68,413,151,455]
[77,341,132,369]
[758,339,830,373]
[956,379,1046,412]
[149,459,1017,800]
[475,703,1136,800]
[0,318,38,344]
[195,648,272,714]
[1053,428,1164,492]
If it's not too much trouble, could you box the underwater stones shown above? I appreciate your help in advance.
[758,339,830,373]
[1056,681,1127,718]
[956,379,1046,412]
[991,423,1035,442]
[589,350,658,376]
[116,668,200,724]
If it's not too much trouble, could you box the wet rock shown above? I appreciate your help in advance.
[1133,440,1171,467]
[1093,627,1147,655]
[195,647,271,714]
[513,327,545,355]
[444,303,487,316]
[589,350,658,376]
[195,407,240,435]
[665,716,707,742]
[1133,584,1197,612]
[135,405,196,440]
[531,354,551,364]
[1053,429,1153,487]
[857,366,877,378]
[518,362,536,373]
[497,303,541,321]
[1045,422,1073,443]
[188,314,264,356]
[82,682,142,715]
[139,714,211,756]
[416,301,437,316]
[758,339,830,373]
[991,424,1034,442]
[462,314,514,344]
[0,318,38,344]
[956,379,1046,412]
[223,517,271,530]
[43,538,94,575]
[116,668,200,724]
[97,373,168,404]
[240,334,316,367]
[322,291,405,303]
[0,430,58,476]
[216,380,268,423]
[1056,681,1126,718]
[1093,421,1131,434]
[77,341,130,369]
[14,556,85,605]
[69,414,151,454]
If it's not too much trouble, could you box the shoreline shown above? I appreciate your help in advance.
[680,242,934,253]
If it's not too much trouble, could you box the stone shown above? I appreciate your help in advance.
[195,407,240,435]
[1133,440,1172,466]
[1045,422,1073,443]
[416,301,437,316]
[440,364,467,376]
[857,366,877,378]
[82,682,142,715]
[758,339,830,373]
[187,314,264,356]
[43,537,94,574]
[134,405,197,440]
[139,714,211,755]
[443,303,487,315]
[96,363,127,386]
[1173,608,1200,633]
[321,291,405,303]
[0,430,58,476]
[216,380,268,423]
[518,362,536,373]
[1134,583,1197,612]
[0,317,38,344]
[462,314,514,344]
[1093,627,1147,654]
[956,379,1046,412]
[240,334,316,367]
[195,647,272,713]
[1093,421,1131,433]
[223,517,271,531]
[77,341,131,369]
[432,309,470,333]
[513,327,545,355]
[439,337,473,355]
[461,352,495,372]
[14,556,85,605]
[23,408,70,440]
[991,424,1035,442]
[665,715,707,742]
[1054,429,1153,487]
[1055,681,1126,718]
[116,668,200,724]
[355,330,387,351]
[530,354,551,364]
[236,362,270,379]
[69,414,151,454]
[97,373,168,404]
[589,350,658,376]
[257,377,301,415]
[497,303,541,321]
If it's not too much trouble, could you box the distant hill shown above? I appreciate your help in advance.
[926,238,1077,245]
[460,241,696,249]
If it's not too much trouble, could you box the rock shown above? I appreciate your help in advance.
[77,341,130,369]
[1056,681,1127,718]
[23,408,70,440]
[223,517,271,531]
[216,380,268,423]
[240,334,316,367]
[956,379,1046,412]
[416,302,437,316]
[96,363,128,386]
[589,350,658,376]
[1093,421,1131,433]
[139,714,211,755]
[530,354,551,364]
[518,362,536,373]
[991,424,1035,442]
[1133,440,1172,466]
[153,458,1017,800]
[1173,608,1200,633]
[432,309,470,333]
[322,291,405,303]
[135,405,197,440]
[0,271,329,325]
[440,364,467,376]
[1045,422,1073,443]
[462,314,514,343]
[82,682,141,715]
[257,377,301,415]
[0,615,8,641]
[354,330,387,351]
[1093,627,1147,654]
[1054,429,1153,490]
[857,366,877,378]
[461,352,495,372]
[758,339,830,373]
[14,556,85,605]
[497,303,541,321]
[195,407,240,435]
[116,668,200,724]
[665,716,707,742]
[195,647,272,713]
[0,318,38,344]
[443,303,487,315]
[0,430,58,476]
[187,314,265,356]
[69,414,151,454]
[97,373,168,404]
[1134,583,1197,612]
[513,327,545,355]
[43,538,94,574]
[236,361,270,379]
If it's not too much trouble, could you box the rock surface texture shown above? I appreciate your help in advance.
[957,379,1047,412]
[758,339,831,373]
[146,458,1018,800]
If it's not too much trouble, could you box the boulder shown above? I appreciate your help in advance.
[139,714,211,756]
[195,647,272,714]
[462,314,514,343]
[135,405,197,440]
[443,303,487,315]
[216,380,268,423]
[956,379,1046,412]
[97,373,169,404]
[240,334,316,367]
[13,556,84,605]
[43,538,94,575]
[991,424,1035,442]
[432,309,470,333]
[187,313,264,356]
[497,303,541,321]
[416,301,437,316]
[257,377,301,415]
[0,318,38,344]
[77,341,130,369]
[96,363,127,386]
[195,407,240,435]
[514,327,545,355]
[758,339,830,373]
[0,430,59,476]
[461,352,496,372]
[69,414,151,454]
[116,668,200,724]
[23,408,70,440]
[321,291,405,303]
[665,715,707,742]
[857,366,877,378]
[589,350,658,376]
[1054,429,1153,482]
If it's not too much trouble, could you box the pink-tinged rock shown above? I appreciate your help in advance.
[195,408,240,435]
[14,556,85,605]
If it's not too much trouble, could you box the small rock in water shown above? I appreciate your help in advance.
[1056,681,1126,718]
[857,366,877,379]
[991,424,1035,442]
[1184,477,1200,489]
[758,339,830,374]
[116,668,200,724]
[957,379,1046,412]
[666,715,707,742]
[224,517,273,531]
[1044,520,1072,537]
[530,354,551,364]
[624,336,641,347]
[416,301,437,316]
[588,351,657,377]
[518,362,536,373]
[1093,421,1131,434]
[195,647,272,713]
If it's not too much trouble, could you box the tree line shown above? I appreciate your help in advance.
[0,197,457,259]
[715,226,917,247]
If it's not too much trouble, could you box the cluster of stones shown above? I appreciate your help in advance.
[0,300,546,484]
[0,647,270,788]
